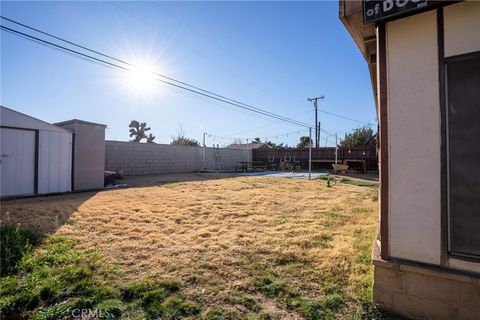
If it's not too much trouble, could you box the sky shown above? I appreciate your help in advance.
[1,1,376,147]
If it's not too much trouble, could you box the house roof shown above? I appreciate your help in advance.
[227,143,271,150]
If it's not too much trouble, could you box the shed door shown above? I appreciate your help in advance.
[0,128,36,197]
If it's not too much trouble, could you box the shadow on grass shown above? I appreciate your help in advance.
[1,191,98,235]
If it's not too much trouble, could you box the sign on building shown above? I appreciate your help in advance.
[363,0,428,24]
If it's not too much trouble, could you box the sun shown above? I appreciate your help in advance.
[123,63,157,95]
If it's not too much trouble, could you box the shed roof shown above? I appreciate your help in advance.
[54,119,107,127]
[0,106,72,133]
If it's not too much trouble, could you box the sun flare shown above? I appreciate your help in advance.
[123,64,157,95]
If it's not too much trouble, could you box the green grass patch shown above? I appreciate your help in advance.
[0,224,41,276]
[163,182,186,189]
[224,294,261,312]
[143,295,200,319]
[254,276,296,302]
[372,194,379,202]
[0,226,199,319]
[297,294,344,320]
[254,274,345,319]
[352,207,371,214]
[339,178,378,188]
[316,233,333,248]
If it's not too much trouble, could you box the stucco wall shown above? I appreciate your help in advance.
[386,10,441,265]
[444,1,480,58]
[105,141,250,175]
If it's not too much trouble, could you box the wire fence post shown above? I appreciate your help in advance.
[309,127,312,180]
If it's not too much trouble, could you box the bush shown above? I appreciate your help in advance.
[0,224,40,276]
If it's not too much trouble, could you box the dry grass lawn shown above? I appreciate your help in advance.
[1,174,380,319]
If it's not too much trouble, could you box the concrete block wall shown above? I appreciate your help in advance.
[105,141,250,175]
[373,252,480,319]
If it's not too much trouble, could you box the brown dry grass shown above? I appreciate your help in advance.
[1,174,379,319]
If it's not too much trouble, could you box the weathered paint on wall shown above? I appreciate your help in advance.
[386,10,441,265]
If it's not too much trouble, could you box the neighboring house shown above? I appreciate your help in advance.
[339,1,479,319]
[227,143,272,150]
[0,106,106,197]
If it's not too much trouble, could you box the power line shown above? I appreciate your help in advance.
[0,19,312,128]
[108,3,316,127]
[208,2,318,92]
[206,128,308,143]
[108,2,277,100]
[1,16,299,125]
[225,110,313,137]
[318,109,370,125]
[320,128,336,138]
[149,2,289,95]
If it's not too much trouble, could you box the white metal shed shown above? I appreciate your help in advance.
[0,106,73,197]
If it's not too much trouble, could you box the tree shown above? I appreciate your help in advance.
[297,136,312,148]
[129,120,154,143]
[170,125,200,146]
[339,126,376,148]
[146,133,156,143]
[231,138,244,145]
[265,141,286,148]
[252,137,261,143]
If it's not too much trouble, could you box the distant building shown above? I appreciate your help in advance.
[227,143,272,150]
[339,1,479,318]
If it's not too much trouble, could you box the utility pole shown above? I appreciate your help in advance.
[307,96,325,148]
[318,121,321,149]
[308,127,312,180]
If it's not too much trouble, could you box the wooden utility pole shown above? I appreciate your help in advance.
[307,96,325,148]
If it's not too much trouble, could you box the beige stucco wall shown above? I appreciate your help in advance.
[386,10,441,265]
[444,1,480,58]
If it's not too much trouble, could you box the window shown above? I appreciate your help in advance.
[446,52,480,259]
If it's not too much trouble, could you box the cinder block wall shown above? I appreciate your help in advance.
[373,255,480,319]
[105,141,250,175]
